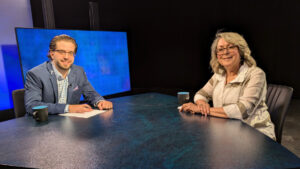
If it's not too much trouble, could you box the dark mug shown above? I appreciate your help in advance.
[177,92,190,106]
[32,106,48,122]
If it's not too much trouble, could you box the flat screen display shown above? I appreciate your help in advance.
[15,28,131,96]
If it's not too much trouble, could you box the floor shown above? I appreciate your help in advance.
[281,99,300,158]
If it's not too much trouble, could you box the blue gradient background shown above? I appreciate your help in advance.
[15,28,131,102]
[0,45,24,110]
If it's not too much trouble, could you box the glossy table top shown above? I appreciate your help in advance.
[0,93,300,169]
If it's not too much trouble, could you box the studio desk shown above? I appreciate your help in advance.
[0,93,300,169]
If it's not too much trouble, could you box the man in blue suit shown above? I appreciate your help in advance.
[25,34,113,114]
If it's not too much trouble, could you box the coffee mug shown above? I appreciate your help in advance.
[177,92,190,106]
[32,105,48,122]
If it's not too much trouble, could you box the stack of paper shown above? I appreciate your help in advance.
[59,109,107,118]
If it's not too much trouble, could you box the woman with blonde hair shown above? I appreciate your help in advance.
[180,32,276,140]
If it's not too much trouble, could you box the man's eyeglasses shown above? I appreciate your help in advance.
[216,45,238,55]
[53,50,75,56]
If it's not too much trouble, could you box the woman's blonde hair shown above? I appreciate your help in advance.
[210,32,256,74]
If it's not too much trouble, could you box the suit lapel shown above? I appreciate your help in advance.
[47,61,59,102]
[67,69,76,103]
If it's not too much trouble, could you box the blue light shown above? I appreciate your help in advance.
[0,45,24,110]
[32,105,48,110]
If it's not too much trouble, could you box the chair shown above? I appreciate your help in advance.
[266,84,293,144]
[12,89,26,118]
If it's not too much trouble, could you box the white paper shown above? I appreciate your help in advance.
[59,109,108,118]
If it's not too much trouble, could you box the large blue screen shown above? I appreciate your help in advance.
[15,28,131,96]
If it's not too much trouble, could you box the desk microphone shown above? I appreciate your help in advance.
[57,76,64,81]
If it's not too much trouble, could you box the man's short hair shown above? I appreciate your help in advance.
[47,34,78,59]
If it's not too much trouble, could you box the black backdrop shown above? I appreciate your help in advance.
[30,0,300,98]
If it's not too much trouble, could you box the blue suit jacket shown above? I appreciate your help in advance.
[25,61,104,114]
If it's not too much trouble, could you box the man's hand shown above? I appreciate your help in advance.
[97,100,113,110]
[68,104,93,113]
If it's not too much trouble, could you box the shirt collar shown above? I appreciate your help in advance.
[51,62,71,81]
[215,63,250,83]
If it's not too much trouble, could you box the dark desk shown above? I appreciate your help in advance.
[0,93,300,169]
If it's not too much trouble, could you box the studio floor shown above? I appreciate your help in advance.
[282,99,300,157]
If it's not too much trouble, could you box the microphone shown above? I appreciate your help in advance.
[57,76,64,81]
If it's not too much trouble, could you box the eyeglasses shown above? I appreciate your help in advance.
[53,50,75,56]
[216,45,238,55]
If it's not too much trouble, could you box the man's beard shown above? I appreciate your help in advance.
[56,60,72,71]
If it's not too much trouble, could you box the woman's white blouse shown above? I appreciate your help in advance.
[194,64,276,140]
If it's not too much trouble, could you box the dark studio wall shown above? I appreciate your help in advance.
[30,0,300,98]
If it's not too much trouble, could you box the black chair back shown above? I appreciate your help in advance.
[12,89,26,118]
[266,84,293,144]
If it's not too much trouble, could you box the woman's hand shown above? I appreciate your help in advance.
[195,100,211,116]
[180,102,210,116]
[180,102,198,114]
